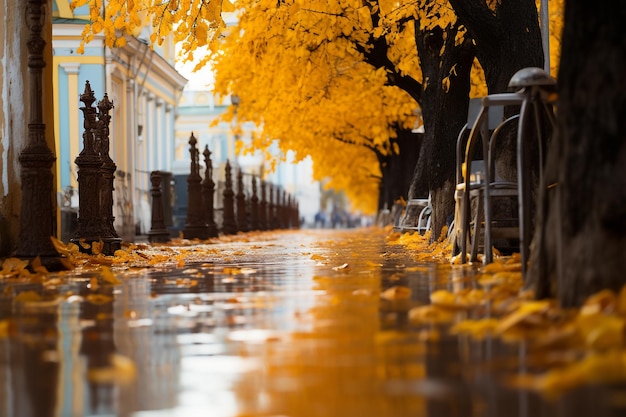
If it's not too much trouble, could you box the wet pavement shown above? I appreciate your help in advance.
[0,228,624,417]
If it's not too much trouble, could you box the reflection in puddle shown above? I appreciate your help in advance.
[0,230,621,417]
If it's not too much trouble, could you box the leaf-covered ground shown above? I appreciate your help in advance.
[1,227,625,415]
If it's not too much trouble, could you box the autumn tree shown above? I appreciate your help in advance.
[70,0,230,56]
[408,6,476,235]
[446,0,545,196]
[72,0,563,241]
[70,0,470,227]
[210,0,421,214]
[72,0,458,217]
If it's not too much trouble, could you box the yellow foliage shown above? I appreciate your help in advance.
[71,0,227,63]
[210,0,425,214]
[71,0,563,212]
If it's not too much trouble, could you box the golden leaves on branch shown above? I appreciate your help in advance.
[70,0,230,60]
[211,0,421,213]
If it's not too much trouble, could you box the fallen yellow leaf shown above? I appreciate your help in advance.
[408,305,456,324]
[365,260,383,269]
[576,313,624,350]
[14,291,42,303]
[496,300,552,334]
[332,263,349,271]
[381,285,411,301]
[86,294,113,305]
[100,266,122,285]
[580,289,617,316]
[451,318,500,340]
[0,320,9,338]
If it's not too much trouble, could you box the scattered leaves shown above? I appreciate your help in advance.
[381,285,411,301]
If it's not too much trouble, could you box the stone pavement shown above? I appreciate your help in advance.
[0,228,623,417]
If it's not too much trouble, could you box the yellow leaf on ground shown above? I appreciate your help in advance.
[14,291,42,303]
[430,289,457,307]
[92,240,104,255]
[381,285,411,300]
[510,351,626,398]
[0,320,9,338]
[580,289,617,315]
[496,300,552,334]
[100,266,122,285]
[408,305,456,324]
[451,318,500,340]
[332,263,349,271]
[86,294,113,305]
[576,313,624,350]
[1,258,30,274]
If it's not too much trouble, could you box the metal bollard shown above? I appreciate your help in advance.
[202,145,219,238]
[71,82,106,253]
[221,160,237,235]
[249,176,260,231]
[148,171,171,243]
[259,181,268,231]
[96,93,122,253]
[236,169,248,232]
[183,133,209,240]
[16,0,62,267]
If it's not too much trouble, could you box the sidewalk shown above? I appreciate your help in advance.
[0,228,624,417]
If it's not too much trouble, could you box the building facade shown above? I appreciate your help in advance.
[52,1,187,239]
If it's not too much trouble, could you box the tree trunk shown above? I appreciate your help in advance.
[449,0,544,94]
[409,23,475,238]
[450,0,545,183]
[529,1,626,307]
[378,129,421,211]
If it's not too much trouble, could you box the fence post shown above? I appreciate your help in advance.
[259,180,268,231]
[96,93,122,253]
[221,160,238,235]
[148,171,171,243]
[71,82,105,252]
[236,169,248,233]
[16,0,62,266]
[183,133,209,240]
[202,145,219,238]
[249,175,260,231]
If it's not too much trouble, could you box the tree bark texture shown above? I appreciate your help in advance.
[377,129,421,211]
[450,0,545,183]
[529,1,626,307]
[409,22,475,237]
[449,0,544,94]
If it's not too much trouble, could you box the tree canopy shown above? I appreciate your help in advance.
[211,0,424,213]
[71,0,563,216]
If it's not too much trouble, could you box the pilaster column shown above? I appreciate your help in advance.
[59,62,80,189]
